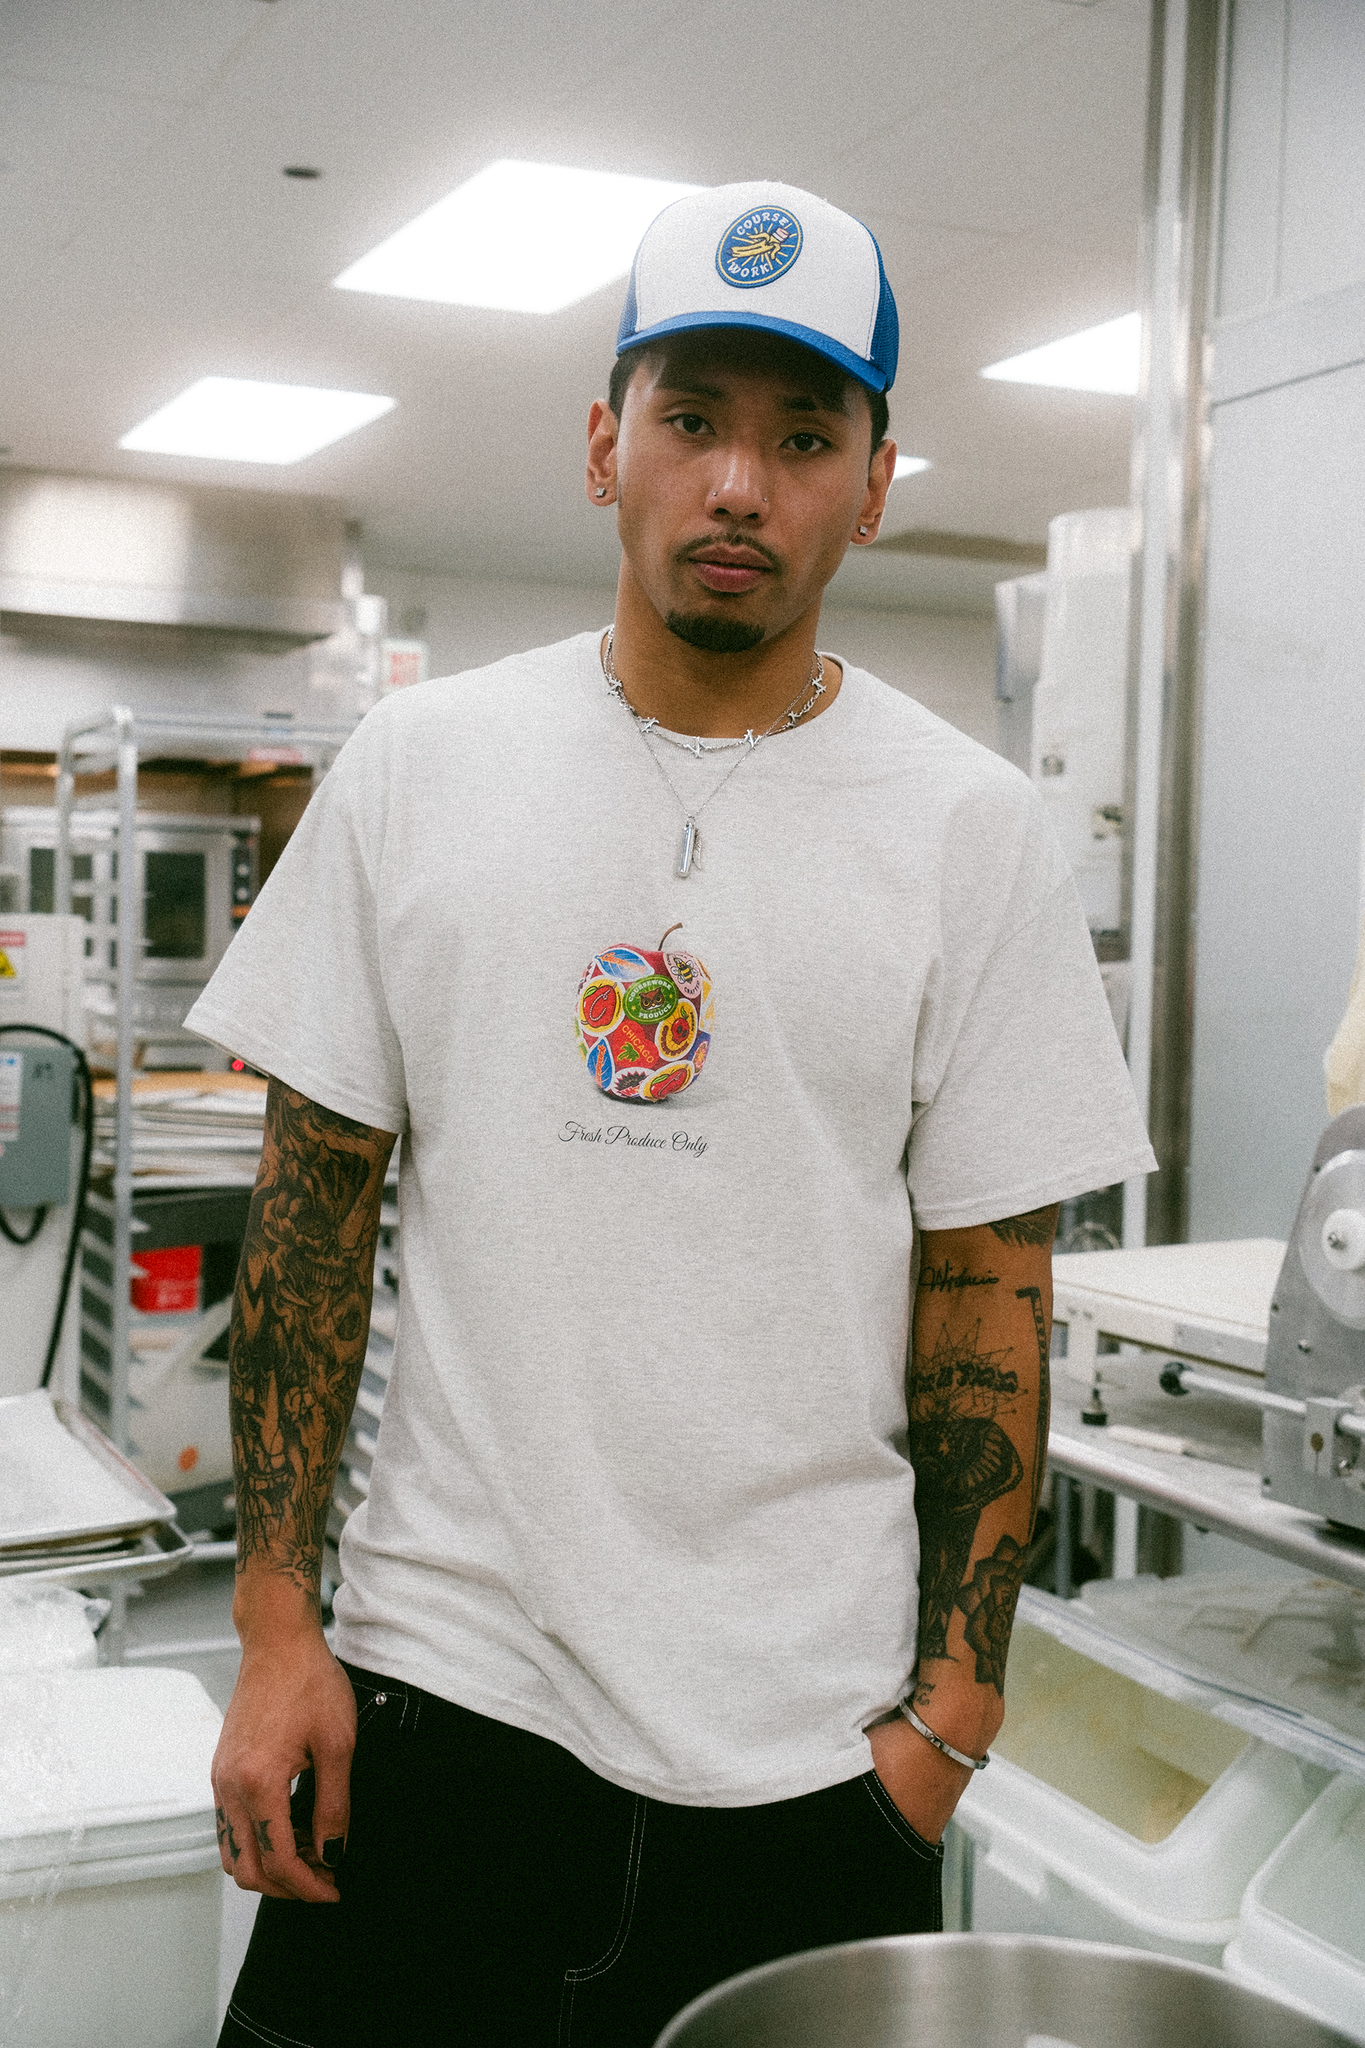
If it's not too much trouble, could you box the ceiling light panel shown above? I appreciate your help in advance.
[119,378,396,464]
[981,312,1141,395]
[893,456,931,479]
[333,160,701,314]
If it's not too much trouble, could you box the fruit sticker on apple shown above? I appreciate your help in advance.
[576,924,714,1102]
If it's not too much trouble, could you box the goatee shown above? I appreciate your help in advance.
[665,611,766,655]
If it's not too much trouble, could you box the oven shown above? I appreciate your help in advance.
[0,809,258,1054]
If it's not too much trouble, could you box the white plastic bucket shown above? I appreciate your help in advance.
[1226,1774,1365,2044]
[0,1665,222,2047]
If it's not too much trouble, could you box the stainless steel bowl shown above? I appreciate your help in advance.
[652,1934,1354,2047]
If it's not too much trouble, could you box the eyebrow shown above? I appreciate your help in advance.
[655,380,849,415]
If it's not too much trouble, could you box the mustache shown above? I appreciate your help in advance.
[675,532,784,574]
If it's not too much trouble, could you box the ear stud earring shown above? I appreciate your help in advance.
[858,525,869,536]
[595,487,608,498]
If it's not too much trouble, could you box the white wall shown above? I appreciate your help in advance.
[1187,0,1365,1239]
[371,568,999,749]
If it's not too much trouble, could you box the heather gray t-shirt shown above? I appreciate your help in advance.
[188,630,1154,1805]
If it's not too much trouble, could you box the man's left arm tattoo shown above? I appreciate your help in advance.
[1016,1282,1051,1532]
[909,1210,1056,1698]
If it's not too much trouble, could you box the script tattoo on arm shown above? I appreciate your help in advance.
[230,1081,397,1605]
[918,1258,1000,1296]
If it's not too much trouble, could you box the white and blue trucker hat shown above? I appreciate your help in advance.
[616,180,899,394]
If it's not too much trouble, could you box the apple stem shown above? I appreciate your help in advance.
[659,923,683,951]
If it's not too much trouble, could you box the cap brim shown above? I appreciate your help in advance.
[616,311,889,394]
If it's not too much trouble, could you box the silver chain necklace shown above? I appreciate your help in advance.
[602,626,826,878]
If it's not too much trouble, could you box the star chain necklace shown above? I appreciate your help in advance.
[601,625,826,878]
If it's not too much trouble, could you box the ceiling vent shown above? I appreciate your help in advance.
[0,468,346,647]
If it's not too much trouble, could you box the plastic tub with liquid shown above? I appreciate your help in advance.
[953,1622,1327,1966]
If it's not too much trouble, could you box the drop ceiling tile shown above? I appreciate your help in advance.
[539,0,1066,192]
[836,1,1148,238]
[0,0,268,103]
[0,76,178,275]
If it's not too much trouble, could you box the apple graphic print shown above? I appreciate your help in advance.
[576,924,714,1102]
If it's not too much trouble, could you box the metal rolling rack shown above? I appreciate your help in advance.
[56,705,353,1466]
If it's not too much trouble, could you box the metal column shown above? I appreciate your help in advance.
[1122,0,1224,1250]
[111,708,138,1458]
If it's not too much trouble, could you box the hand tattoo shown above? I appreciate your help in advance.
[216,1806,241,1862]
[955,1534,1026,1693]
[254,1818,274,1855]
[986,1204,1058,1249]
[231,1083,395,1602]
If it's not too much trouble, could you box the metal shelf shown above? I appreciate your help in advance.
[58,703,353,1462]
[1048,1393,1365,1593]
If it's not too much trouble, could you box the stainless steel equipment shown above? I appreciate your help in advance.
[652,1933,1355,2047]
[0,468,346,641]
[1260,1106,1365,1532]
[0,806,257,1055]
[1149,1109,1365,1536]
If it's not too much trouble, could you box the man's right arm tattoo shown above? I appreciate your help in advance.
[987,1204,1057,1248]
[230,1081,397,1605]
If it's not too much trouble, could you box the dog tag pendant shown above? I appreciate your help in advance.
[676,817,697,879]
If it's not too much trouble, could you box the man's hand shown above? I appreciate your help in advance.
[866,1713,979,1845]
[213,1613,357,1901]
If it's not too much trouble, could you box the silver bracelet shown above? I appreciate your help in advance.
[899,1699,990,1772]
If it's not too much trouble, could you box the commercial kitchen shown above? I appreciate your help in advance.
[2,1,1364,2043]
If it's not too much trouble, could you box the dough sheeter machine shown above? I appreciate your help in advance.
[1048,1107,1365,1589]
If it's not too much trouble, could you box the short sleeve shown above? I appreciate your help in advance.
[184,719,407,1134]
[906,869,1156,1231]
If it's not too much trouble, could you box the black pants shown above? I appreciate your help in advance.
[220,1663,942,2048]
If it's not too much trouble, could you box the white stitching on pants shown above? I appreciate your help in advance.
[859,1773,942,1861]
[352,1695,383,1735]
[225,2001,320,2048]
[558,1794,648,2047]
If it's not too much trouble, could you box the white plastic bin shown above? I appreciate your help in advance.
[1081,1572,1365,1749]
[0,1585,103,1674]
[0,1665,223,2048]
[954,1622,1327,1967]
[1226,1774,1365,2044]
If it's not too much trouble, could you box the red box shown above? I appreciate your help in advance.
[130,1244,203,1314]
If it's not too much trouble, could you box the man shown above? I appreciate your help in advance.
[199,181,1154,2046]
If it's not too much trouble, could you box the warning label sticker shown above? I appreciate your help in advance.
[0,930,26,986]
[0,1052,21,1145]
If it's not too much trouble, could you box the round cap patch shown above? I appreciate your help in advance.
[715,207,802,289]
